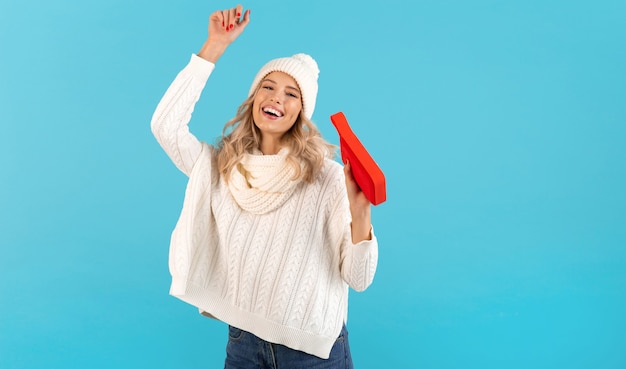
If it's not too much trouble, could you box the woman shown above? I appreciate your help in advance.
[151,5,378,368]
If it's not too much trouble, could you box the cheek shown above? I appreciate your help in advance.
[252,94,263,108]
[251,95,265,114]
[251,100,262,122]
[287,100,303,115]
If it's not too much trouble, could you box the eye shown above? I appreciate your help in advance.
[287,92,298,98]
[262,85,273,90]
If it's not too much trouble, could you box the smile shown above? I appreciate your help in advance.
[262,106,284,118]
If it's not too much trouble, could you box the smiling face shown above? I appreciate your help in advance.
[252,71,303,148]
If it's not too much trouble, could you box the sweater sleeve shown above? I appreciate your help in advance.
[341,228,378,292]
[327,164,379,292]
[151,54,216,176]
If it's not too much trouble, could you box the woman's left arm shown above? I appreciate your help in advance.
[327,161,378,292]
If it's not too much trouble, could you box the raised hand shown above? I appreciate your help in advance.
[209,5,250,44]
[199,4,251,63]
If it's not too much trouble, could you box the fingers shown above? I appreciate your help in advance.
[221,9,229,30]
[235,4,244,22]
[344,160,357,192]
[219,5,248,32]
[344,161,371,210]
[240,9,251,27]
[234,5,251,27]
[219,8,234,31]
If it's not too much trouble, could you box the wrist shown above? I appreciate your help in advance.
[350,204,371,222]
[198,39,228,63]
[350,208,372,243]
[351,220,372,243]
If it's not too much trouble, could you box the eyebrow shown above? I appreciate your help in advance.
[262,78,301,94]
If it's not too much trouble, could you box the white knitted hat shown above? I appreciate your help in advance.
[248,53,319,119]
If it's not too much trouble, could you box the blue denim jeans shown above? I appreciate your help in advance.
[224,325,354,369]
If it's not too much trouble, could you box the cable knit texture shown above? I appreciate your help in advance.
[150,54,378,359]
[228,148,300,214]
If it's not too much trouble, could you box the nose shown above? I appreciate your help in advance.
[269,93,281,104]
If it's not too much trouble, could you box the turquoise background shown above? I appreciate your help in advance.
[1,0,625,368]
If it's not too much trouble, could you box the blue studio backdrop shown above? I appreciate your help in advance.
[1,0,625,368]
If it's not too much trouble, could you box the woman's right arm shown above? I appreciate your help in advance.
[150,5,250,176]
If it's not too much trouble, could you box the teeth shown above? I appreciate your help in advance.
[263,107,283,117]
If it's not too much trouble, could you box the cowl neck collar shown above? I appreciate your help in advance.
[227,148,301,214]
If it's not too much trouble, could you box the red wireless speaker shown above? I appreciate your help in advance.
[330,112,386,206]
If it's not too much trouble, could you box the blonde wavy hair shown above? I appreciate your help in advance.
[216,85,336,183]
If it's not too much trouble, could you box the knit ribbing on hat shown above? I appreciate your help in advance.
[227,148,302,214]
[248,53,319,119]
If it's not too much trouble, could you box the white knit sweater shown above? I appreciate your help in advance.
[151,54,378,359]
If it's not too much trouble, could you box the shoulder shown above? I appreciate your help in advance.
[314,159,349,219]
[197,142,217,162]
[311,159,345,200]
[320,158,344,181]
[189,143,219,178]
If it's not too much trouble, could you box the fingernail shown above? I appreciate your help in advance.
[230,24,234,29]
[237,12,241,17]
